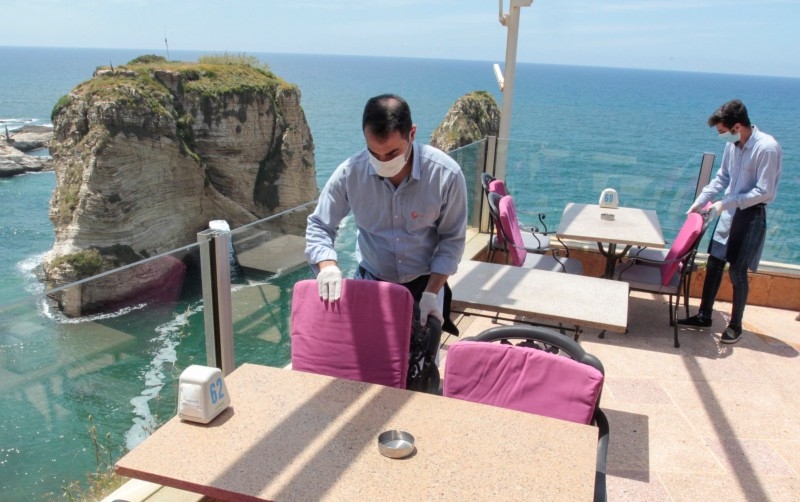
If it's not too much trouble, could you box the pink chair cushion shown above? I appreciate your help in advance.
[290,279,413,388]
[660,212,703,285]
[497,195,528,267]
[443,341,604,425]
[488,179,509,197]
[488,180,509,246]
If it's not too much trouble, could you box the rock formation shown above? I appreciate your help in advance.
[0,125,54,177]
[44,55,317,315]
[429,91,500,152]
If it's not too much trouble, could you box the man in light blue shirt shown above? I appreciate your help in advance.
[305,94,468,332]
[679,99,782,344]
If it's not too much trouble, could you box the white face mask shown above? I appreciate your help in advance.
[369,140,412,178]
[718,130,740,143]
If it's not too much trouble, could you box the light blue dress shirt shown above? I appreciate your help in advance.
[695,126,782,262]
[305,142,468,283]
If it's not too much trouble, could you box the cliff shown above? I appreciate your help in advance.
[44,54,317,315]
[429,91,500,152]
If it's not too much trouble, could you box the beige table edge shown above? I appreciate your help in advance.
[557,202,666,248]
[116,363,597,501]
[449,260,629,333]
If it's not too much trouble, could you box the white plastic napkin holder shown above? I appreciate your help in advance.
[599,188,619,209]
[177,365,231,424]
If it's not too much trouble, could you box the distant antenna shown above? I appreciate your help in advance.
[164,26,170,60]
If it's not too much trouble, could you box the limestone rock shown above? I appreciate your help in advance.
[430,91,500,152]
[0,125,54,177]
[4,125,54,151]
[43,55,318,315]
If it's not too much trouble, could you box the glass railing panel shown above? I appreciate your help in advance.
[499,138,798,266]
[0,244,211,500]
[227,203,316,369]
[447,139,488,231]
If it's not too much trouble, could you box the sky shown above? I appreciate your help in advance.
[2,0,798,78]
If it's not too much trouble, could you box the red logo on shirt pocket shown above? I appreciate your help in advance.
[410,211,420,219]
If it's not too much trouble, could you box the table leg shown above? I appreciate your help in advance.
[596,242,632,279]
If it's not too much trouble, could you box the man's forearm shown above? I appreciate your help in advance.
[425,273,449,295]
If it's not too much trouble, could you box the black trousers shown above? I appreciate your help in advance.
[356,265,459,336]
[699,204,766,327]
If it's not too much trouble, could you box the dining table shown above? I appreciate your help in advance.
[449,259,629,336]
[115,363,598,501]
[557,202,665,279]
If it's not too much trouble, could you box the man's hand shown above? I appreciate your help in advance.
[419,291,444,324]
[709,200,724,217]
[317,265,342,302]
[686,201,703,214]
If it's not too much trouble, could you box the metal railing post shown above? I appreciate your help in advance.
[198,228,235,376]
[696,152,715,200]
[494,0,534,180]
[481,136,498,234]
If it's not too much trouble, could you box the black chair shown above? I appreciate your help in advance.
[444,325,609,502]
[488,191,584,274]
[481,172,570,262]
[615,208,714,348]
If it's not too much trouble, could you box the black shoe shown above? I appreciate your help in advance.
[720,325,742,344]
[677,314,712,327]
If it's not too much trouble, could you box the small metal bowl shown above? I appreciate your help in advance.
[378,430,415,459]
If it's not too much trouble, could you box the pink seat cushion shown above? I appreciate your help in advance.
[488,179,509,197]
[497,195,528,267]
[488,179,509,246]
[660,212,703,285]
[291,279,413,388]
[443,341,604,425]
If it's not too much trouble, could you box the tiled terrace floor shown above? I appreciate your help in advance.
[442,292,800,501]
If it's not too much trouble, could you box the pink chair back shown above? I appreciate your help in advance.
[488,179,509,197]
[444,341,604,425]
[660,212,704,285]
[497,195,528,267]
[290,279,413,388]
[487,179,509,246]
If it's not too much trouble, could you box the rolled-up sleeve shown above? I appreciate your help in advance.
[430,168,468,277]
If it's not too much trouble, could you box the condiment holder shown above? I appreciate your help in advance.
[177,365,231,424]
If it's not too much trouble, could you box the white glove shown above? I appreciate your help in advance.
[317,265,342,302]
[419,291,444,324]
[686,201,703,214]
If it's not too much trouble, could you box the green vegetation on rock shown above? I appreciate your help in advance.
[49,248,104,278]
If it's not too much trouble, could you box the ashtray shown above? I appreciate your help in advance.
[378,430,415,459]
[600,213,615,221]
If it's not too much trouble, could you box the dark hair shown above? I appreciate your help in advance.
[708,99,751,128]
[362,94,413,139]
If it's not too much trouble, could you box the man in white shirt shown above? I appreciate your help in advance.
[679,99,782,344]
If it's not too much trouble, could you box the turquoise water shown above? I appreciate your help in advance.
[1,47,798,499]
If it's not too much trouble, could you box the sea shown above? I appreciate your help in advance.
[1,46,798,499]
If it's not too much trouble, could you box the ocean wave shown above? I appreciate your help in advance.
[15,252,155,323]
[0,118,41,132]
[16,252,47,296]
[124,301,204,450]
[40,301,149,324]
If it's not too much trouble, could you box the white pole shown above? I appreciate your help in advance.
[495,0,532,180]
